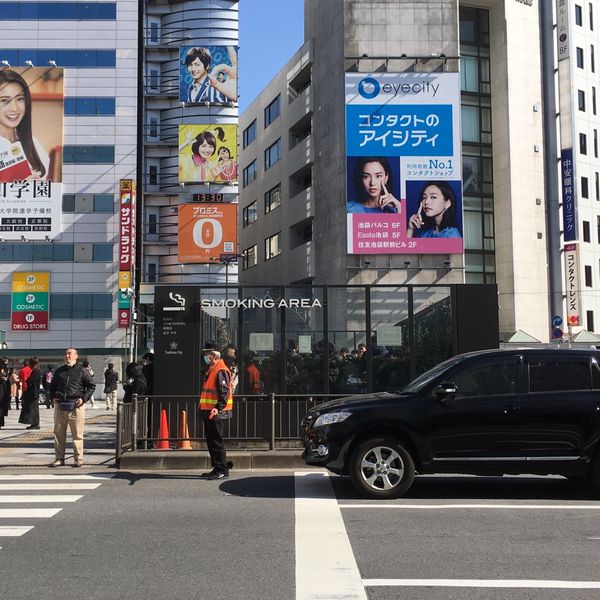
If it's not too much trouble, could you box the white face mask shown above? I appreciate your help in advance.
[203,355,211,365]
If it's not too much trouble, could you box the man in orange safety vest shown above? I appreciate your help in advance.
[199,343,233,480]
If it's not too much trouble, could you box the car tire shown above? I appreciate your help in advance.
[349,437,415,499]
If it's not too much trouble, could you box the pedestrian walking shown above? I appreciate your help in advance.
[0,357,10,430]
[8,366,19,410]
[18,357,41,429]
[82,361,96,408]
[17,358,31,411]
[142,352,154,396]
[42,364,54,408]
[199,343,233,480]
[103,363,118,410]
[49,348,95,467]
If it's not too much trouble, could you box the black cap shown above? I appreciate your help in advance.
[202,341,218,352]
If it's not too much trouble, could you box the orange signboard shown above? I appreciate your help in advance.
[178,203,237,264]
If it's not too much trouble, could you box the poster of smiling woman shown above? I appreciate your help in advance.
[178,124,238,184]
[179,46,238,105]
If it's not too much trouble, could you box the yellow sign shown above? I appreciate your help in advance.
[12,272,50,293]
[118,271,131,289]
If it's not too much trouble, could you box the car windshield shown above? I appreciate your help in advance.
[401,356,462,394]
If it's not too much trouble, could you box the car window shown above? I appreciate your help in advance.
[528,358,591,392]
[401,356,462,393]
[452,359,519,398]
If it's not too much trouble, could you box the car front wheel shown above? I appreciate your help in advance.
[349,437,415,499]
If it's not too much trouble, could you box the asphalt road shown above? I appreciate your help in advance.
[1,469,599,600]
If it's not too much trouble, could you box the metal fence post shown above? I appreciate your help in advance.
[269,392,276,450]
[132,393,138,450]
[115,400,122,465]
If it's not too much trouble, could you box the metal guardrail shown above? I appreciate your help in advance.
[115,393,345,461]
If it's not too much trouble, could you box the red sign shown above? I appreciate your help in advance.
[11,310,49,331]
[119,180,136,272]
[118,309,131,328]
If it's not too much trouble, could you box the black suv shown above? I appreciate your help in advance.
[301,349,600,498]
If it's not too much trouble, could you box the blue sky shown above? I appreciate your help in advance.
[238,0,305,112]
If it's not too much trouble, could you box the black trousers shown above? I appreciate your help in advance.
[202,412,228,473]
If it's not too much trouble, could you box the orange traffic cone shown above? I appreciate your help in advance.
[155,408,170,449]
[177,410,192,450]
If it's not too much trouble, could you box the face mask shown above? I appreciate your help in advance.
[203,355,211,365]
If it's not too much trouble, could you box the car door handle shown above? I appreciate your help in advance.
[503,405,519,414]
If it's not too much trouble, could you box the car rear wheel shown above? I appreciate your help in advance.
[349,437,415,499]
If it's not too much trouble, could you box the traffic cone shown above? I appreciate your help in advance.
[155,408,170,449]
[177,410,192,450]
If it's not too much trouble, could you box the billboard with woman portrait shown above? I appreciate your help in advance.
[179,45,238,106]
[178,124,238,184]
[0,67,63,240]
[345,72,463,255]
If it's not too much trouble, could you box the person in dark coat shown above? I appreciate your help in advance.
[123,362,147,403]
[142,352,154,396]
[0,357,10,430]
[19,357,41,429]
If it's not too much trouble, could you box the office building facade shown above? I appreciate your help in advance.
[239,0,599,343]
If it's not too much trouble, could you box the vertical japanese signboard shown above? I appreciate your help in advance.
[564,243,581,327]
[561,148,577,242]
[178,203,237,263]
[345,73,463,255]
[556,0,570,61]
[0,68,63,239]
[118,179,136,328]
[11,272,50,331]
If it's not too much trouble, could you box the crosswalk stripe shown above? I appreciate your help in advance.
[0,483,101,490]
[0,526,35,536]
[0,508,62,518]
[0,474,115,480]
[0,495,83,503]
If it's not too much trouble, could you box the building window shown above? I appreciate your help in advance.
[585,264,593,287]
[264,139,281,171]
[578,90,586,111]
[582,176,589,198]
[597,217,600,242]
[149,165,158,185]
[0,49,116,67]
[94,194,114,212]
[243,201,258,227]
[593,87,597,114]
[242,245,257,270]
[264,94,280,128]
[580,133,588,155]
[265,184,282,213]
[595,130,599,158]
[148,213,158,235]
[592,45,596,72]
[92,243,113,262]
[242,160,257,187]
[596,172,599,200]
[577,46,584,68]
[243,120,256,148]
[576,4,583,26]
[583,220,591,242]
[0,3,117,20]
[590,2,594,30]
[64,97,116,116]
[587,310,595,332]
[63,145,115,164]
[147,263,157,283]
[265,232,281,260]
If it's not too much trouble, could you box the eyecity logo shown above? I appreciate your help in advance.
[357,77,380,99]
[357,77,440,98]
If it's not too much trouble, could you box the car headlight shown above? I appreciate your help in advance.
[313,411,352,428]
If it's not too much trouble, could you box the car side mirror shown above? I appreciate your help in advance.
[433,382,457,403]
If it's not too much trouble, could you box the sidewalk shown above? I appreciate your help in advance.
[0,403,307,470]
[0,403,117,467]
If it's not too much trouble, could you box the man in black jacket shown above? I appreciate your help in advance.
[49,348,95,467]
[103,363,118,411]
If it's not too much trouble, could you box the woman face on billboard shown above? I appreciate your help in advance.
[348,157,401,213]
[406,181,461,239]
[0,82,26,140]
[195,139,215,160]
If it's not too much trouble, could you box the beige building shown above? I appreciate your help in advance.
[239,0,600,343]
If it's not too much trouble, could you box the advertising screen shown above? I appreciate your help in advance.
[0,67,63,240]
[178,203,237,264]
[179,45,238,106]
[178,124,238,184]
[345,73,463,255]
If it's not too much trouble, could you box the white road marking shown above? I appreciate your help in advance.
[0,495,82,503]
[0,483,101,490]
[0,474,115,480]
[295,472,367,600]
[0,508,62,518]
[339,503,600,510]
[363,579,600,589]
[0,526,35,536]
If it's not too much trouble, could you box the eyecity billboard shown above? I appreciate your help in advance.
[345,72,463,255]
[0,67,64,240]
